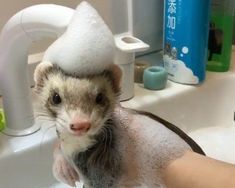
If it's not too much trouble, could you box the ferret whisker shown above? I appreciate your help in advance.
[35,112,50,116]
[35,116,55,123]
[56,117,66,124]
[107,126,112,147]
[34,110,48,113]
[91,126,105,164]
[56,120,66,129]
[54,112,67,123]
[104,128,108,152]
[56,117,67,124]
[55,122,63,128]
[39,125,56,155]
[36,113,51,117]
[34,110,50,115]
[99,126,108,162]
[35,114,53,119]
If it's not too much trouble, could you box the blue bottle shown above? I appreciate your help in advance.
[163,0,211,84]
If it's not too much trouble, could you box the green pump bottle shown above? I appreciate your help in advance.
[207,0,235,72]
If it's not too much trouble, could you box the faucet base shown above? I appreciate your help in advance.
[2,123,41,137]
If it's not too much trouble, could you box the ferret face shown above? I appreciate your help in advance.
[35,63,120,152]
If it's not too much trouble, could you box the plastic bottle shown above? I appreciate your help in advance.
[207,0,235,72]
[163,0,211,84]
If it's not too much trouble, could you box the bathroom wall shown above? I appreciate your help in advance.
[0,0,111,54]
[133,0,163,54]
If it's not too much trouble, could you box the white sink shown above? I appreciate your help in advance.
[0,121,62,188]
[0,52,235,188]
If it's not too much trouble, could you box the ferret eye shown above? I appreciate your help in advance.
[95,93,104,105]
[52,93,62,105]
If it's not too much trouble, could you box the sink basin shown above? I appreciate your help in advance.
[0,52,234,188]
[124,71,235,163]
[0,121,63,188]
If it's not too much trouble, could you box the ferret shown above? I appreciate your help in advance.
[34,62,205,188]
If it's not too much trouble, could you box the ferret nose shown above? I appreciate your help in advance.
[70,118,91,135]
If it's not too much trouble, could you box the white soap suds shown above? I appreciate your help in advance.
[43,1,115,76]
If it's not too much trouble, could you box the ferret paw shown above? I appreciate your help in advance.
[53,155,79,187]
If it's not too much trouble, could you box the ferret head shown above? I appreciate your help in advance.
[34,62,121,153]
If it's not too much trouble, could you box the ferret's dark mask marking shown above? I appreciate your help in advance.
[34,64,60,93]
[45,90,62,118]
[45,101,57,118]
[72,118,121,188]
[95,93,105,105]
[63,69,121,95]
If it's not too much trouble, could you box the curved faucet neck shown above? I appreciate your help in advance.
[0,4,74,136]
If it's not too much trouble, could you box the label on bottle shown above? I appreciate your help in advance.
[163,0,211,84]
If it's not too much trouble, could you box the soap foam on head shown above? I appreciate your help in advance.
[43,1,115,76]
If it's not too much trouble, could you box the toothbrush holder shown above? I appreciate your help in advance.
[143,66,168,90]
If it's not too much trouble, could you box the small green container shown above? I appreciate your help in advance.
[207,0,235,72]
[0,109,5,131]
[143,66,168,90]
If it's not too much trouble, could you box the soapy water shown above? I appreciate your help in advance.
[189,126,235,164]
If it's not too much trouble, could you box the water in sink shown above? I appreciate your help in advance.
[189,126,235,164]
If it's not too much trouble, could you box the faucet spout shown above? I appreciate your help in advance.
[0,5,74,136]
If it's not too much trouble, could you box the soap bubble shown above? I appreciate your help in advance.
[182,47,189,54]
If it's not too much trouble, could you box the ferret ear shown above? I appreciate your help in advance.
[34,61,54,91]
[109,64,122,94]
